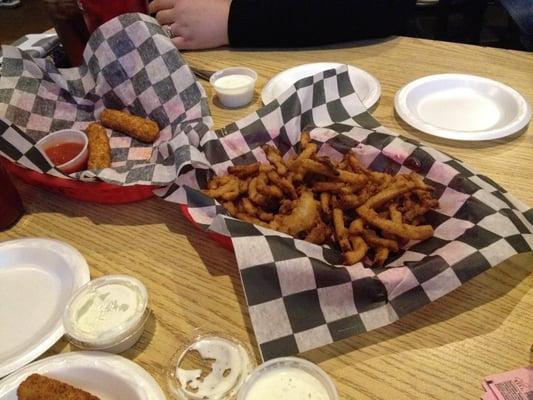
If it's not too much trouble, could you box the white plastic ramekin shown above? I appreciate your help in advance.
[63,275,149,353]
[237,357,339,400]
[210,67,257,108]
[35,129,88,174]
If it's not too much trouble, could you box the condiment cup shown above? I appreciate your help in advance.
[237,357,339,400]
[36,129,88,174]
[167,333,254,400]
[210,67,257,108]
[63,275,149,354]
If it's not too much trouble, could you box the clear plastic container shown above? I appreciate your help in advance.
[237,357,339,400]
[167,333,255,400]
[63,275,149,353]
[210,67,257,108]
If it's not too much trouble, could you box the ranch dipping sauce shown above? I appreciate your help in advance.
[243,366,329,400]
[73,282,141,336]
[238,357,338,400]
[210,67,257,108]
[214,74,255,90]
[63,275,149,353]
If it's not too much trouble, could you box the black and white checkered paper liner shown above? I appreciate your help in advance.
[0,33,59,67]
[0,13,211,186]
[159,65,533,361]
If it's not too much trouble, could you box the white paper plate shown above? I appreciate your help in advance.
[0,238,90,377]
[394,73,531,141]
[262,62,381,109]
[0,351,165,400]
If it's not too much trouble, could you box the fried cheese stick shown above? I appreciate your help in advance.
[87,122,111,169]
[101,109,159,143]
[17,374,100,400]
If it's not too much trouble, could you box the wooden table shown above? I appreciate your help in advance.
[2,36,532,399]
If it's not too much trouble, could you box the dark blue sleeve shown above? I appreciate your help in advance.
[228,0,415,47]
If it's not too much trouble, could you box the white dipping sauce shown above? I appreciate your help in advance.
[211,68,257,108]
[243,367,330,400]
[74,283,140,337]
[214,74,255,90]
[63,275,149,353]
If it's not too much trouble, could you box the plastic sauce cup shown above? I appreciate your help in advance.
[63,275,149,353]
[237,357,339,400]
[36,129,88,174]
[167,333,254,400]
[210,67,257,108]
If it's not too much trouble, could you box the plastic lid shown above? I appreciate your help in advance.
[167,333,254,400]
[63,275,148,349]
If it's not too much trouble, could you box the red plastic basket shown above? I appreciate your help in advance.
[1,157,155,204]
[179,204,234,251]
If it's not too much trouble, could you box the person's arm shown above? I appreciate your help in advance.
[149,0,414,49]
[228,0,415,47]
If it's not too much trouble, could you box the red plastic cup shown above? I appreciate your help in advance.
[44,0,90,67]
[0,162,24,231]
[78,0,149,33]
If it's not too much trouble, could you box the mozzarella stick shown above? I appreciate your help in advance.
[87,123,111,169]
[100,109,159,143]
[17,374,100,400]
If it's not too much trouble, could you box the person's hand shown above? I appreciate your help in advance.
[149,0,230,49]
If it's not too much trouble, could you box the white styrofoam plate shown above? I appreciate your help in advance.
[0,238,90,378]
[0,351,165,400]
[262,62,381,110]
[394,74,531,141]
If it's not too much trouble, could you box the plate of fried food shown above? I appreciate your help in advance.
[2,108,161,204]
[196,131,439,267]
[0,352,165,400]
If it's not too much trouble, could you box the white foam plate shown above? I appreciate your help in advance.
[394,73,531,141]
[0,238,90,378]
[0,351,165,400]
[262,62,381,109]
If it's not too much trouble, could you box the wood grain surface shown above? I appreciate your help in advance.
[1,36,532,399]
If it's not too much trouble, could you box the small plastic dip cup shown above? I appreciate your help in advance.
[167,333,254,400]
[237,357,339,400]
[63,275,149,353]
[210,67,257,108]
[36,129,88,174]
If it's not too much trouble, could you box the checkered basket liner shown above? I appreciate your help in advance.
[159,66,533,360]
[0,13,211,186]
[0,33,59,67]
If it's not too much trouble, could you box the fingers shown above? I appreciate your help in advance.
[148,0,174,14]
[158,0,230,50]
[168,27,202,50]
[171,34,199,50]
[171,36,187,49]
[155,9,175,25]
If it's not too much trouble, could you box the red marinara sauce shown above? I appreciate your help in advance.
[44,142,84,166]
